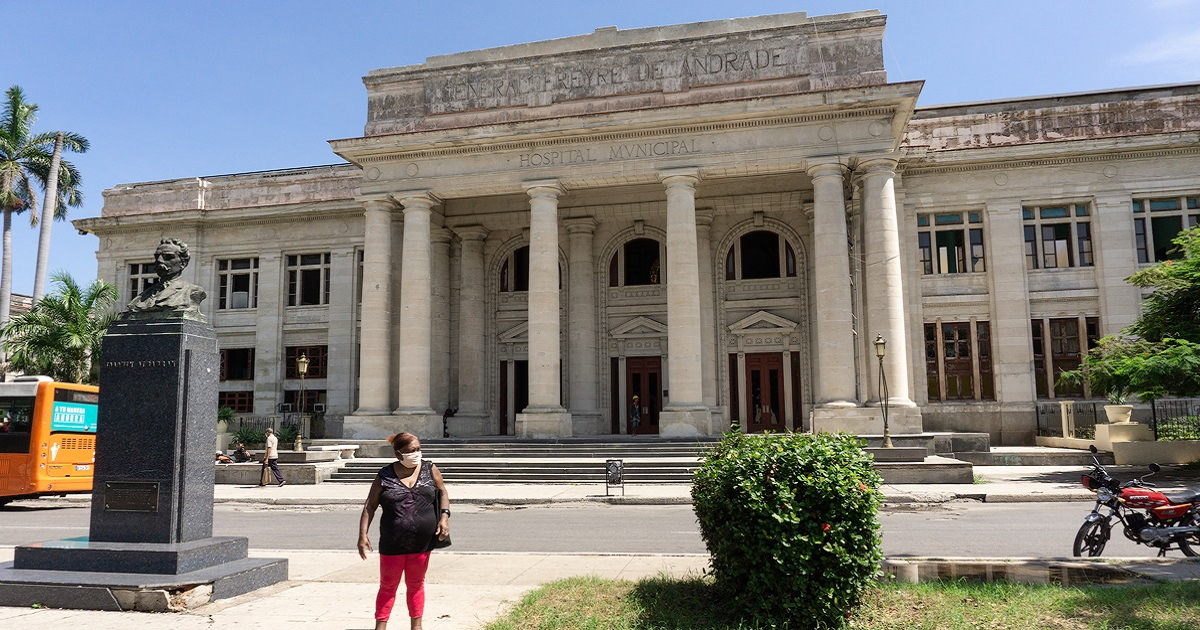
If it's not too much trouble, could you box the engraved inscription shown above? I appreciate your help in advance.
[104,481,160,513]
[426,40,806,114]
[519,139,700,168]
[103,360,178,369]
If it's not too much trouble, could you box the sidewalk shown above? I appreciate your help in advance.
[4,463,1200,629]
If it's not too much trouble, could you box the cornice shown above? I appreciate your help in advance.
[78,204,364,235]
[353,107,897,165]
[901,144,1200,177]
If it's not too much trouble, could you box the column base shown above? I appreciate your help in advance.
[659,407,712,437]
[341,414,444,439]
[810,405,922,435]
[516,410,573,438]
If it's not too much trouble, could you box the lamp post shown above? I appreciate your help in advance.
[295,352,309,452]
[873,335,893,448]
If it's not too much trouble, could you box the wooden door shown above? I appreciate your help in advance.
[745,353,785,433]
[625,357,662,435]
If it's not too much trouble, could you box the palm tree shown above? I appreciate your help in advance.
[33,129,89,303]
[0,271,117,384]
[0,86,86,323]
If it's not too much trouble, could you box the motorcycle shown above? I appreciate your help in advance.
[1074,445,1200,557]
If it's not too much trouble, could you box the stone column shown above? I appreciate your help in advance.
[807,161,857,407]
[566,217,599,432]
[454,226,489,423]
[1093,194,1142,333]
[430,226,452,415]
[985,199,1037,445]
[252,252,283,418]
[394,193,440,430]
[516,181,572,437]
[861,159,915,410]
[658,169,711,436]
[695,209,719,411]
[354,197,394,415]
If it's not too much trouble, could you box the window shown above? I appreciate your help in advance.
[218,258,258,309]
[284,389,326,413]
[220,348,255,381]
[724,231,797,281]
[1132,195,1200,263]
[286,253,331,306]
[499,246,529,292]
[1032,317,1100,398]
[0,396,35,454]
[608,238,662,287]
[218,391,253,413]
[128,262,158,299]
[285,345,328,379]
[917,211,985,274]
[1022,204,1093,270]
[356,250,364,304]
[923,321,994,401]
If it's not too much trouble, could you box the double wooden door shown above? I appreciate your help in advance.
[745,352,785,433]
[625,356,661,435]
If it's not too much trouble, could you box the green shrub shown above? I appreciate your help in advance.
[232,425,265,448]
[1156,416,1200,441]
[691,431,884,629]
[276,424,299,446]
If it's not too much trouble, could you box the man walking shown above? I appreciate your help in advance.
[260,427,286,487]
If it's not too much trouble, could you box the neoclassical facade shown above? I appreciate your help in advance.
[77,11,1200,445]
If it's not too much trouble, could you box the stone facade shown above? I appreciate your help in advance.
[76,11,1200,445]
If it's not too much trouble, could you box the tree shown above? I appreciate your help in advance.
[0,271,117,384]
[1060,227,1200,402]
[33,129,89,303]
[0,86,86,326]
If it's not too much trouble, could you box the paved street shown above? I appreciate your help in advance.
[1,500,1185,558]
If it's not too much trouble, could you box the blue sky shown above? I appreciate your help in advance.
[5,0,1198,295]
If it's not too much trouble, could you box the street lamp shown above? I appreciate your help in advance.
[295,353,309,452]
[874,335,893,448]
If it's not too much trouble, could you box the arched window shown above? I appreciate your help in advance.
[609,238,662,287]
[726,230,798,280]
[499,246,529,292]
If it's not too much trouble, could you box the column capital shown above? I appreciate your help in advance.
[523,180,565,199]
[806,160,848,180]
[393,191,440,211]
[451,224,489,242]
[356,194,398,212]
[564,216,598,235]
[659,168,700,188]
[695,208,714,229]
[431,227,454,245]
[858,157,899,177]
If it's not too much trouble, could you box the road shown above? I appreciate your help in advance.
[0,500,1180,558]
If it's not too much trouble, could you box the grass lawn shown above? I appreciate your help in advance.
[483,575,1200,629]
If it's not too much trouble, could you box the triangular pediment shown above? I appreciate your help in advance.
[610,316,668,338]
[728,311,797,334]
[499,321,528,342]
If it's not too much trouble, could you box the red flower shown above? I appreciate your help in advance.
[859,483,867,491]
[821,523,831,531]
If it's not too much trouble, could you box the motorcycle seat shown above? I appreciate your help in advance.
[1165,490,1200,505]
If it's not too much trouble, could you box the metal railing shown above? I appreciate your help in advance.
[1036,400,1103,439]
[1150,398,1200,441]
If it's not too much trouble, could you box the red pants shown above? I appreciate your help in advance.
[375,552,431,620]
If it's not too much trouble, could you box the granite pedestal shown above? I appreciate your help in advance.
[0,319,287,611]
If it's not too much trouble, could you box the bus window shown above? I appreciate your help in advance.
[0,398,35,454]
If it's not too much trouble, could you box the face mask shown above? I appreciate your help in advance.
[400,451,422,468]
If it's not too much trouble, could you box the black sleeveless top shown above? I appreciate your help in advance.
[376,460,438,555]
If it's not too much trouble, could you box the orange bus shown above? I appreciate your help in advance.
[0,376,99,505]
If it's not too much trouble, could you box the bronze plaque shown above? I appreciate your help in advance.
[103,482,160,513]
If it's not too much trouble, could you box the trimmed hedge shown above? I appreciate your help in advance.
[691,431,884,629]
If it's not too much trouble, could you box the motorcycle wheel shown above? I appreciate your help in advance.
[1073,519,1110,557]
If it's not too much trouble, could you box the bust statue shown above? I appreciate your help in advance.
[120,238,208,322]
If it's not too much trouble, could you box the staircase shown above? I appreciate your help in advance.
[325,438,716,484]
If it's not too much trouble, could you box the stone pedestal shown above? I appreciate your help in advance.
[810,405,923,435]
[0,319,286,611]
[342,413,444,439]
[1095,422,1154,452]
[516,411,573,439]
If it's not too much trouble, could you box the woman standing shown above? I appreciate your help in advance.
[358,432,450,630]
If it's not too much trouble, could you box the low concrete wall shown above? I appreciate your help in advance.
[214,461,343,485]
[1112,440,1200,465]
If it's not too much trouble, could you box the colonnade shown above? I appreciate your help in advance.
[351,157,914,437]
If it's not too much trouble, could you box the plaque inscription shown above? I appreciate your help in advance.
[104,481,160,513]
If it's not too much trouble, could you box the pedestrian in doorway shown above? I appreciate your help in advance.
[629,395,641,431]
[259,427,285,487]
[358,432,451,630]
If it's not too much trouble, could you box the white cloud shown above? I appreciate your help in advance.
[1119,29,1200,71]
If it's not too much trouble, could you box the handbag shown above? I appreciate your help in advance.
[429,483,452,550]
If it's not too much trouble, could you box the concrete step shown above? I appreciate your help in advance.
[962,447,1116,467]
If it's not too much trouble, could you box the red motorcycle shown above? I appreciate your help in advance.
[1074,445,1200,557]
